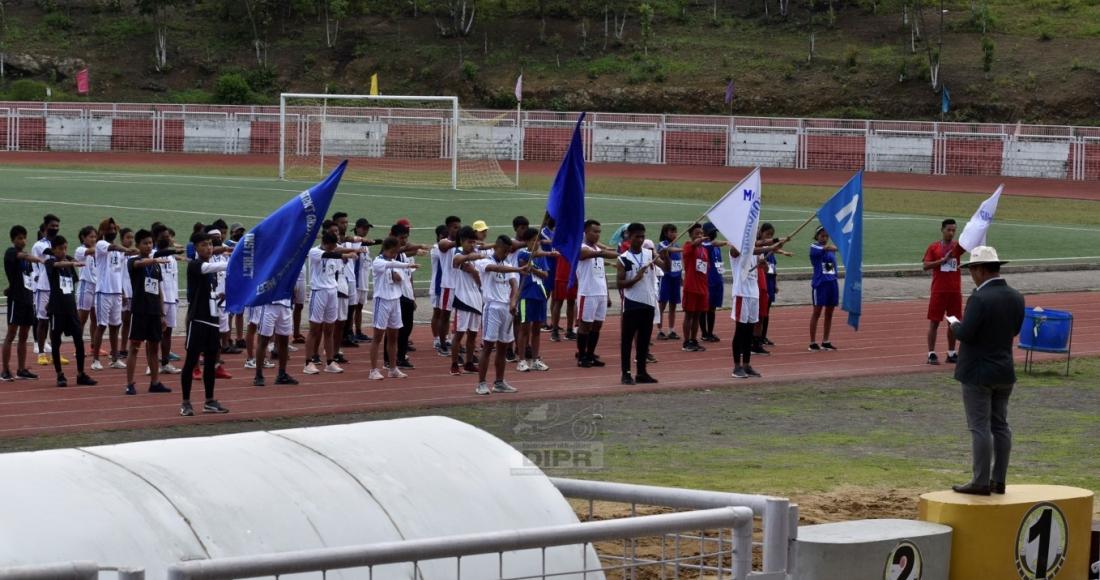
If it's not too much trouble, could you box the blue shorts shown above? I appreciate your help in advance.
[812,281,839,308]
[519,298,547,324]
[658,275,682,304]
[708,283,724,309]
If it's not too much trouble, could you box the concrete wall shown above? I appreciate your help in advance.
[867,133,934,174]
[730,129,798,168]
[592,125,661,164]
[1001,138,1071,179]
[457,123,519,160]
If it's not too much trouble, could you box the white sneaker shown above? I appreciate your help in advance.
[263,359,275,368]
[388,368,408,379]
[34,343,52,354]
[493,380,518,393]
[475,382,491,395]
[532,358,550,372]
[517,359,531,372]
[145,366,151,376]
[368,368,385,380]
[109,360,127,369]
[244,358,257,369]
[303,362,320,375]
[90,360,104,371]
[324,362,344,373]
[287,343,299,352]
[161,363,181,374]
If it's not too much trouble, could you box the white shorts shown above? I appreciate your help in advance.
[454,309,481,333]
[34,290,50,320]
[337,296,349,321]
[439,288,455,312]
[219,312,230,333]
[372,297,403,330]
[357,288,369,307]
[309,288,339,324]
[733,297,760,324]
[482,302,514,343]
[293,278,307,305]
[246,307,262,325]
[348,282,360,307]
[78,282,96,312]
[163,301,178,328]
[258,303,292,337]
[95,293,123,327]
[430,290,442,310]
[579,294,608,323]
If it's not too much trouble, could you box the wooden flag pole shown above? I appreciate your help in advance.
[785,214,818,241]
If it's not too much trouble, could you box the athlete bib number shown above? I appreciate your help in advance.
[59,276,74,295]
[823,262,836,275]
[209,297,221,317]
[767,262,776,275]
[22,273,33,290]
[715,263,725,275]
[670,259,683,273]
[940,258,957,272]
[144,277,160,295]
[695,259,708,274]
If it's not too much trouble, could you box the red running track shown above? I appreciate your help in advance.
[0,292,1096,438]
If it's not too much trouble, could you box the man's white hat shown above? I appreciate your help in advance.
[963,245,1008,268]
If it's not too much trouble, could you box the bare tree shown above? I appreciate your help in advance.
[242,0,270,66]
[137,0,175,71]
[913,0,944,89]
[433,0,476,37]
[321,0,348,48]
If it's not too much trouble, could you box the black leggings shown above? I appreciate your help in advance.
[180,322,221,402]
[732,321,754,366]
[51,327,85,376]
[701,309,716,337]
[620,306,654,375]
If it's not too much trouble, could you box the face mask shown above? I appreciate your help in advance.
[104,232,117,243]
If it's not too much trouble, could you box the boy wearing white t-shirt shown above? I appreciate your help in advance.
[476,235,525,396]
[576,220,620,368]
[449,226,486,376]
[617,223,664,385]
[368,237,418,380]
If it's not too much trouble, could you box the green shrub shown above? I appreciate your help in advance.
[244,66,279,94]
[1038,28,1054,41]
[43,11,73,30]
[981,36,994,72]
[461,60,479,81]
[169,89,214,104]
[214,73,252,104]
[9,79,49,101]
[845,45,860,69]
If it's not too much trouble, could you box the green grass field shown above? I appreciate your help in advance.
[2,164,1098,282]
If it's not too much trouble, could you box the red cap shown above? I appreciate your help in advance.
[396,218,412,227]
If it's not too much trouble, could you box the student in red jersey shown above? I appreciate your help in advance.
[922,218,965,365]
[680,223,709,352]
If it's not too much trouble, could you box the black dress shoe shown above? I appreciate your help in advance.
[992,481,1006,495]
[952,482,991,496]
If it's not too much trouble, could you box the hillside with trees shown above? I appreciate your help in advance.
[0,0,1098,123]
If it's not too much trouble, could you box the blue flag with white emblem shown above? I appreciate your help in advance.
[816,171,863,330]
[546,113,586,288]
[226,160,347,313]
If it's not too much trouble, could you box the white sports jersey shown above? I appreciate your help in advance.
[75,245,97,284]
[576,243,607,297]
[160,255,179,303]
[94,239,125,294]
[439,244,458,289]
[453,250,484,312]
[342,240,361,292]
[371,255,406,300]
[429,244,441,297]
[482,255,517,304]
[31,238,51,291]
[619,248,657,307]
[356,243,372,295]
[731,249,760,300]
[397,251,415,300]
[308,246,341,290]
[210,250,228,295]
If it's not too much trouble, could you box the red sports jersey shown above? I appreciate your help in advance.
[683,241,709,296]
[923,241,964,294]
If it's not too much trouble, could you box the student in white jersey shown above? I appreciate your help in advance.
[304,230,361,375]
[368,236,419,380]
[74,226,98,342]
[93,218,135,370]
[475,235,526,395]
[434,215,462,357]
[428,224,448,352]
[252,293,298,387]
[449,226,486,376]
[617,224,664,385]
[31,214,61,365]
[118,227,136,359]
[576,220,620,368]
[351,217,376,343]
[332,212,361,349]
[382,222,426,370]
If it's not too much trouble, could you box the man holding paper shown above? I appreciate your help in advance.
[922,218,965,365]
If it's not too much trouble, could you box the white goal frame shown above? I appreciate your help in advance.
[279,93,460,190]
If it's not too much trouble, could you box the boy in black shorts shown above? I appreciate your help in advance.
[3,225,40,381]
[179,232,230,416]
[44,236,97,387]
[124,229,172,396]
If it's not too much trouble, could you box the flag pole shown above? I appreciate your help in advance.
[785,214,818,240]
[515,99,521,188]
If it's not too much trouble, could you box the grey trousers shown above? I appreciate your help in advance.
[962,382,1013,486]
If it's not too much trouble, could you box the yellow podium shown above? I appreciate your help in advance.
[920,485,1094,580]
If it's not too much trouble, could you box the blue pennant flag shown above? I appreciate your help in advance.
[226,161,348,313]
[815,171,864,330]
[941,85,951,114]
[546,113,586,287]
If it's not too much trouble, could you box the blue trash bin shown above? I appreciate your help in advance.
[1019,307,1073,353]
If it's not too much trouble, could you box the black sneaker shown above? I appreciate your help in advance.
[275,372,299,385]
[396,358,415,369]
[946,352,959,364]
[751,344,771,355]
[808,343,821,352]
[234,339,247,349]
[731,367,749,379]
[203,400,229,414]
[656,331,668,341]
[621,372,635,385]
[253,375,266,387]
[355,333,371,342]
[927,353,940,365]
[0,371,12,382]
[180,401,194,416]
[76,373,97,386]
[702,334,721,343]
[635,373,658,384]
[56,373,68,387]
[342,338,360,348]
[681,341,698,352]
[691,340,707,352]
[148,382,172,394]
[334,353,350,364]
[550,330,561,342]
[667,331,680,340]
[16,369,37,380]
[589,357,606,367]
[125,383,137,395]
[821,342,837,351]
[564,330,577,341]
[577,357,594,368]
[763,338,776,346]
[744,366,762,378]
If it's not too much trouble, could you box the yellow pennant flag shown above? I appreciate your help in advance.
[370,73,378,96]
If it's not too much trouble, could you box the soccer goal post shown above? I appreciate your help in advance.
[279,93,518,190]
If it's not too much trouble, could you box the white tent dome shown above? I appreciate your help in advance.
[0,416,602,579]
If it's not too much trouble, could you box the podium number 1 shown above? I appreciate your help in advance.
[1028,507,1053,577]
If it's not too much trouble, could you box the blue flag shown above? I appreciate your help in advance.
[226,161,348,313]
[941,85,950,114]
[815,171,863,330]
[546,113,586,287]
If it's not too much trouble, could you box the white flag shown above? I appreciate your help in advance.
[704,167,762,299]
[958,185,1002,251]
[514,74,523,102]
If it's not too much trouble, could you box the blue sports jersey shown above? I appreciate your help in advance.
[765,253,778,296]
[517,249,549,301]
[658,240,682,278]
[704,241,724,287]
[809,243,838,287]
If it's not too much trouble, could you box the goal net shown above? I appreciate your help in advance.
[279,93,518,189]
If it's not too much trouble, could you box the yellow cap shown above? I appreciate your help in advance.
[472,220,489,232]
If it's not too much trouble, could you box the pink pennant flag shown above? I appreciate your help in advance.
[76,69,89,95]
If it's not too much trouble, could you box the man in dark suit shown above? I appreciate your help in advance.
[948,246,1026,496]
